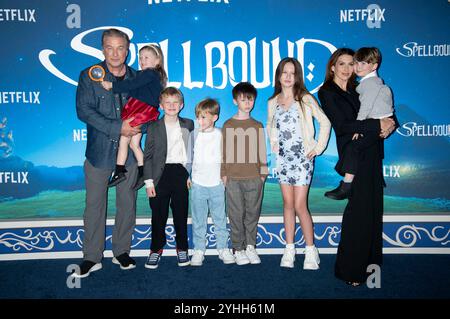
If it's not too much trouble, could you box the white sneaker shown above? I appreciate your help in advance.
[234,250,250,265]
[303,246,320,270]
[218,248,235,264]
[245,245,261,264]
[280,247,296,268]
[190,250,204,266]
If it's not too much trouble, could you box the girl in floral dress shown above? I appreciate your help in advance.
[267,57,331,270]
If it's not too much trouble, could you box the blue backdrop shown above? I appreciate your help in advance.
[0,0,449,219]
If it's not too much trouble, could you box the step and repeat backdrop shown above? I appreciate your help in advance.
[1,0,449,220]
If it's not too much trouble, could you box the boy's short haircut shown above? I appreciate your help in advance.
[195,98,220,117]
[159,87,184,104]
[232,82,257,100]
[355,47,382,66]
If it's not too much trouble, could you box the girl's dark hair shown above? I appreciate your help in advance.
[269,57,309,103]
[269,57,313,114]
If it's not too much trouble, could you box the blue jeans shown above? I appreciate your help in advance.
[191,182,229,251]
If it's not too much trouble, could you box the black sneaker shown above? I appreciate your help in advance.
[133,175,145,191]
[112,253,136,270]
[324,181,351,200]
[108,171,126,187]
[177,249,190,267]
[145,250,163,269]
[71,260,102,278]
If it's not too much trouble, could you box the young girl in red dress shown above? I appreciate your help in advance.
[101,44,167,190]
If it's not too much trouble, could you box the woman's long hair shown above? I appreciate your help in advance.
[269,57,309,103]
[322,48,357,90]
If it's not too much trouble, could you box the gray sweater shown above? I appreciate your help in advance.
[356,76,393,120]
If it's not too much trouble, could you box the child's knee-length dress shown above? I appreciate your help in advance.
[275,104,313,186]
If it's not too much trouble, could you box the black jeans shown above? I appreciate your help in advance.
[149,164,189,251]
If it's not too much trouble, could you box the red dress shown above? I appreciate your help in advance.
[120,97,160,127]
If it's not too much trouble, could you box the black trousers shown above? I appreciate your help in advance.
[149,164,189,251]
[338,131,381,176]
[335,140,384,283]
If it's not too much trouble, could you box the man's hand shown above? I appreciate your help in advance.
[121,117,140,137]
[187,178,192,189]
[146,186,156,198]
[101,81,113,91]
[352,133,360,140]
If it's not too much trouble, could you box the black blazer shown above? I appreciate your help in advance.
[143,116,194,187]
[318,81,382,174]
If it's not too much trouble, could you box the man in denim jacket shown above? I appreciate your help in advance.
[73,28,140,278]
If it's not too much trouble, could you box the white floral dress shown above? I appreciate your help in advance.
[275,104,313,186]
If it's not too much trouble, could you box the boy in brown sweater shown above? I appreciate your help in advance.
[221,82,269,265]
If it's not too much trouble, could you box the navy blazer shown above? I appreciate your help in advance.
[143,116,194,187]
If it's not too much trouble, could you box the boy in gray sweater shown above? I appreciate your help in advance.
[355,47,393,121]
[325,47,394,200]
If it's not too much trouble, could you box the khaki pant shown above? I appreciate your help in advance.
[225,178,264,251]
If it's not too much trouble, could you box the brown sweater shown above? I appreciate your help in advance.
[221,117,269,179]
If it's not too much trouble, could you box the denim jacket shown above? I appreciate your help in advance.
[76,61,137,169]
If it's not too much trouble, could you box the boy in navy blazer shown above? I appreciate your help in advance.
[142,87,194,269]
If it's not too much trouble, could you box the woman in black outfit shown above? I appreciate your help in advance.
[318,48,396,286]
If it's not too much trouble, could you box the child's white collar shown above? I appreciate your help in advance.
[360,70,378,82]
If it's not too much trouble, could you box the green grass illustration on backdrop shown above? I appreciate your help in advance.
[0,183,449,219]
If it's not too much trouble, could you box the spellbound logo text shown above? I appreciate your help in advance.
[396,122,450,137]
[39,26,336,92]
[396,42,450,57]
